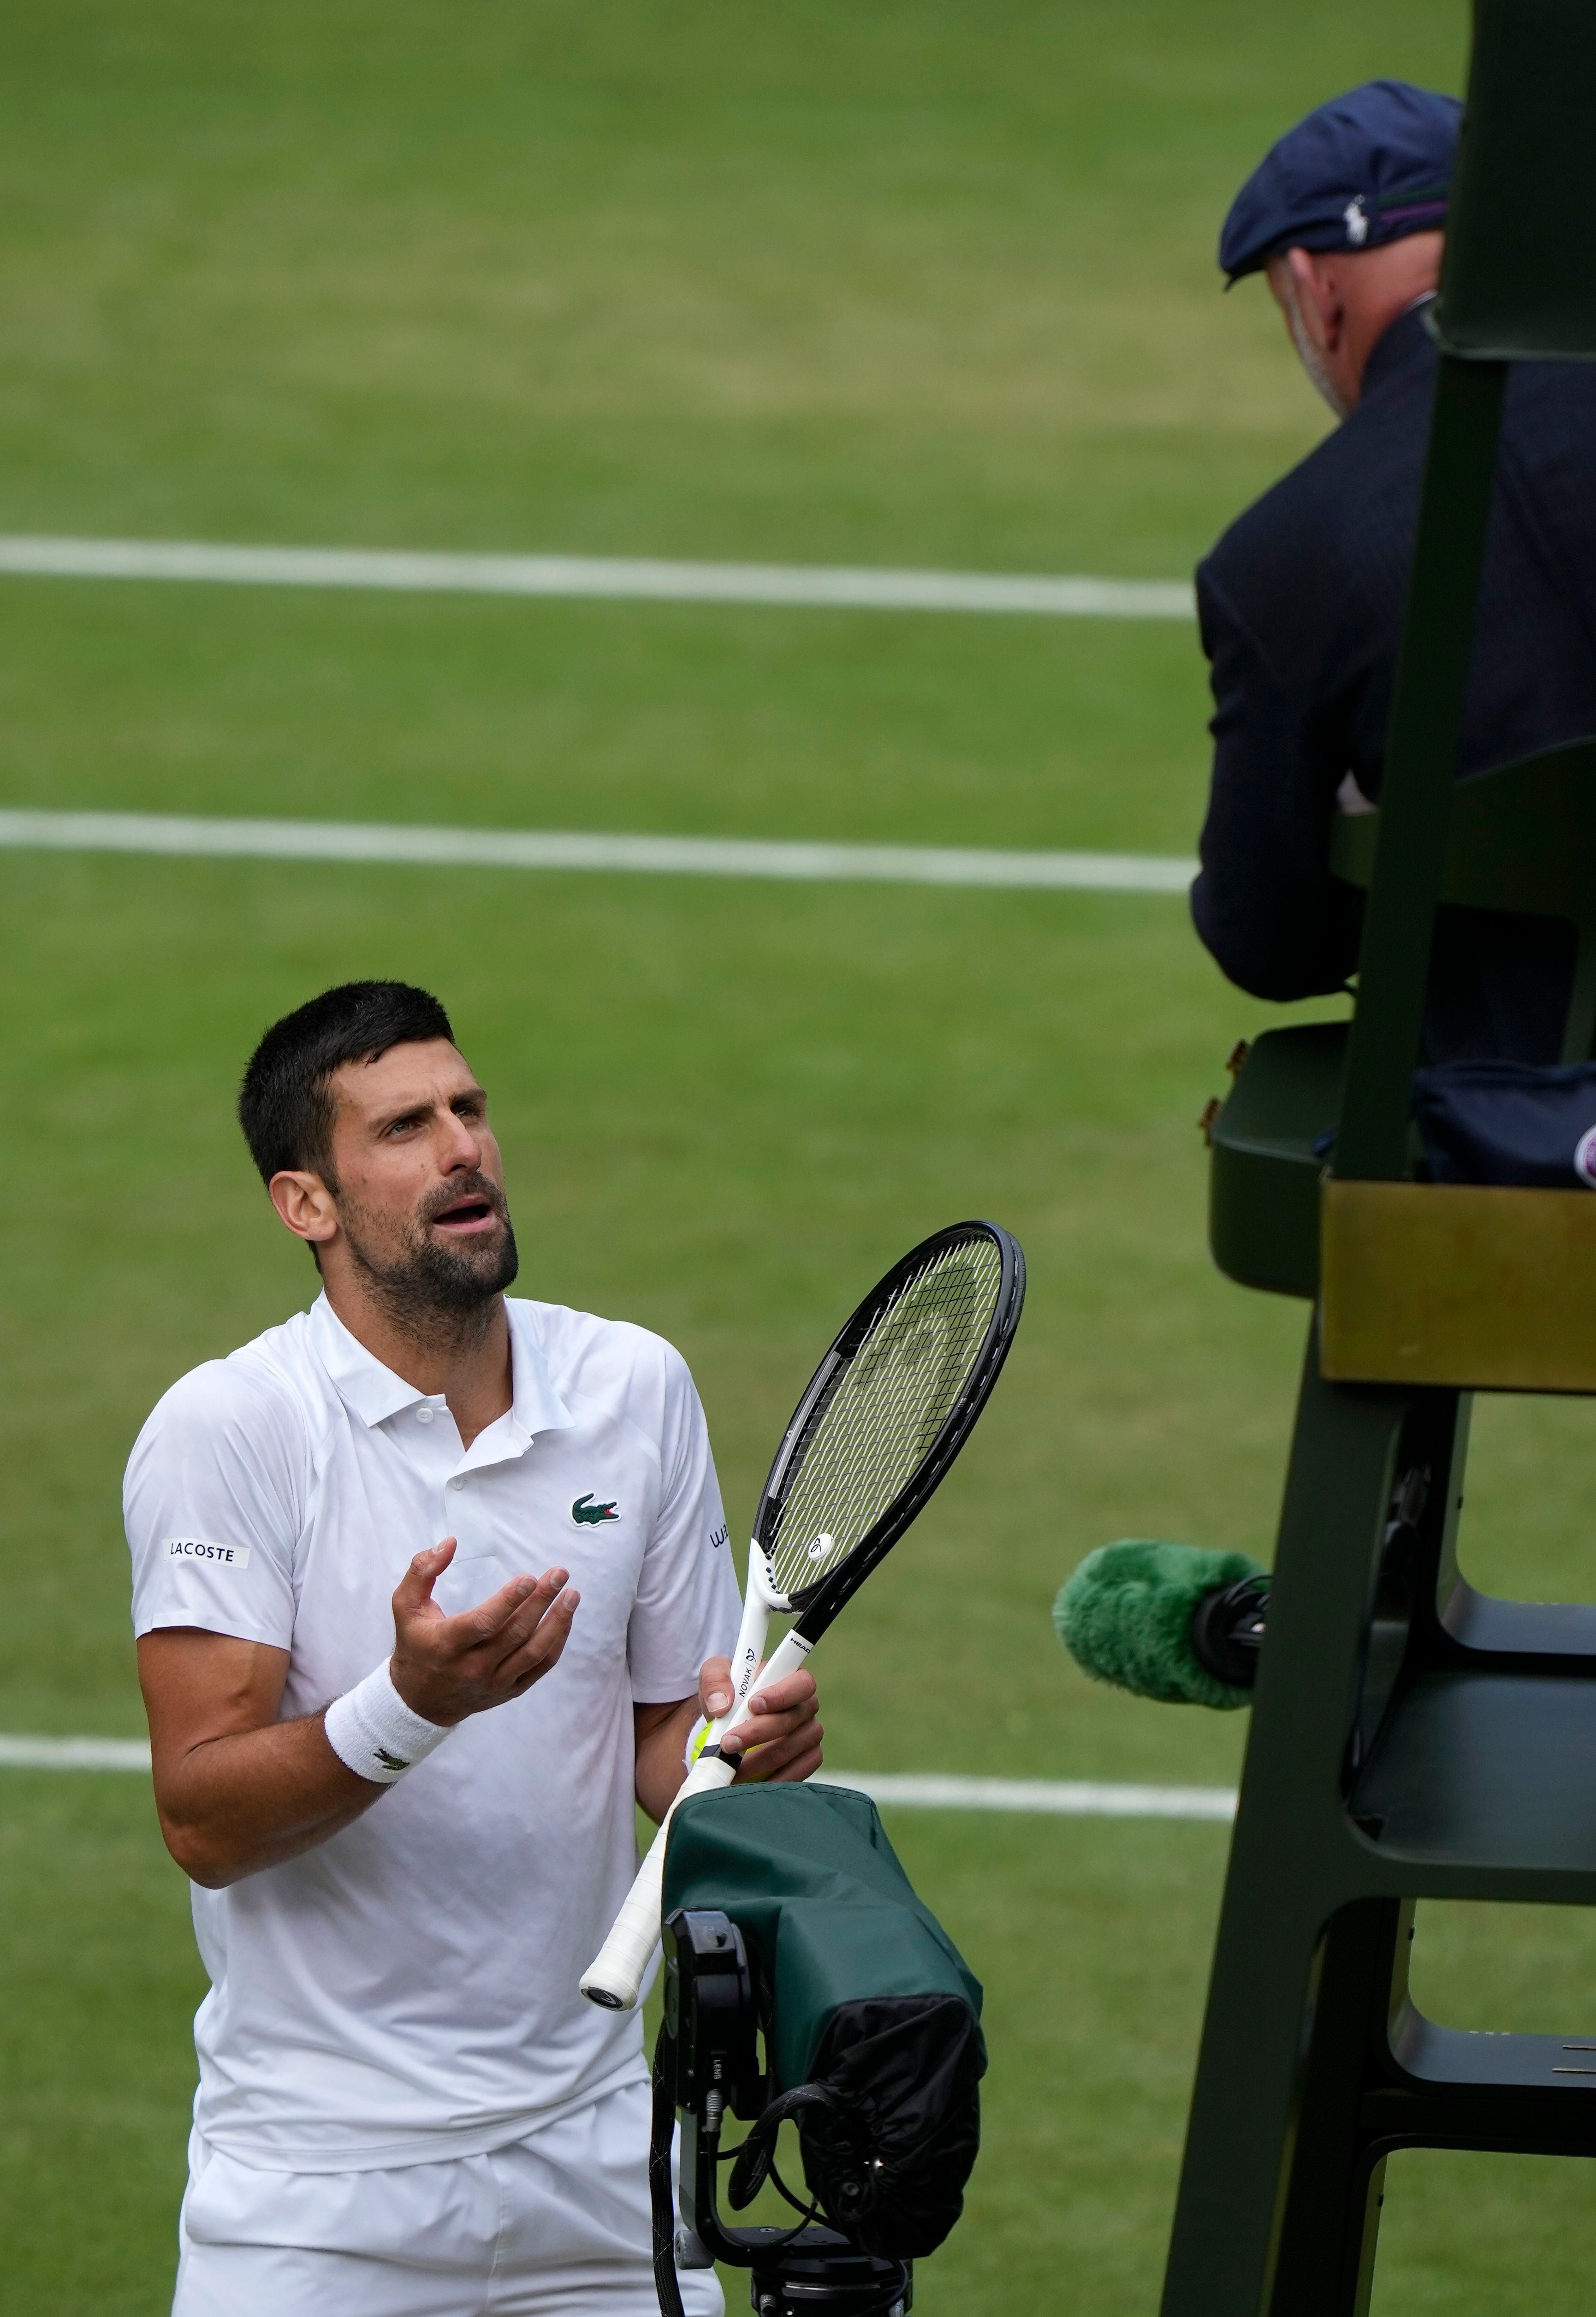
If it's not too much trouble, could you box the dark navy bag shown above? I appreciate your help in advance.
[1412,1060,1596,1187]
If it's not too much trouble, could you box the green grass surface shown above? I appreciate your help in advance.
[0,588,1215,855]
[0,0,1467,570]
[8,0,1596,2310]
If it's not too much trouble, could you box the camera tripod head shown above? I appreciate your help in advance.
[651,1910,912,2317]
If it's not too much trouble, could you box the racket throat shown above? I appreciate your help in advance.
[702,1629,815,1763]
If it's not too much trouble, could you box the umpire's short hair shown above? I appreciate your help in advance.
[238,981,455,1187]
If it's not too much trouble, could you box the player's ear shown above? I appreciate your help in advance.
[269,1169,338,1247]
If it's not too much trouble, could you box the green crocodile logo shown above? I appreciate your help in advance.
[572,1493,620,1527]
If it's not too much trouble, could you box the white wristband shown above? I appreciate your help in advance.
[325,1662,453,1786]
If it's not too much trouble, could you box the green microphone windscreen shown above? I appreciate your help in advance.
[1053,1538,1266,1711]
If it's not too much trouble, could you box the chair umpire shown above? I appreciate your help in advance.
[1192,79,1596,1064]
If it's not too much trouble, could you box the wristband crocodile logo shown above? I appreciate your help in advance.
[571,1492,621,1527]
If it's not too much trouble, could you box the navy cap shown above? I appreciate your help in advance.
[1220,80,1462,284]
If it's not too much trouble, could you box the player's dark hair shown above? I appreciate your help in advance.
[238,981,455,1187]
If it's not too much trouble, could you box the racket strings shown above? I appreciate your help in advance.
[777,1239,998,1574]
[766,1235,1003,1598]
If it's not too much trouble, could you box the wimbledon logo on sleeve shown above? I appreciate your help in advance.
[163,1537,252,1569]
[571,1493,620,1528]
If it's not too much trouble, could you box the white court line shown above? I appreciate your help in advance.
[0,810,1196,894]
[0,1735,151,1771]
[0,535,1195,621]
[0,1735,1234,1817]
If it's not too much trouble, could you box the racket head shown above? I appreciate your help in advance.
[750,1220,1024,1627]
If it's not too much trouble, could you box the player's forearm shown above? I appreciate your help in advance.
[634,1700,700,1824]
[632,1678,825,1823]
[154,1714,384,1887]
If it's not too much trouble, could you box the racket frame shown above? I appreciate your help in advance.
[698,1220,1023,1756]
[777,1221,1025,1633]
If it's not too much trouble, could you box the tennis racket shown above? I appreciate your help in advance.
[581,1217,1025,2010]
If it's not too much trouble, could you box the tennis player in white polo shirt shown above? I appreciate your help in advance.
[124,980,822,2317]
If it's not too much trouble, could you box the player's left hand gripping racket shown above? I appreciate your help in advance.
[581,1218,1025,2010]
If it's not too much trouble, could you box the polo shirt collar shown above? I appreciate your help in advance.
[308,1294,573,1443]
[503,1302,575,1444]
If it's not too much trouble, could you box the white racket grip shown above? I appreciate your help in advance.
[579,1628,816,2010]
[580,1751,737,2009]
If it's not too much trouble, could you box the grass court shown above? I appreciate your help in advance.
[5,3,1596,2309]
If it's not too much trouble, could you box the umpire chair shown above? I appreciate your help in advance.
[1164,6,1596,2311]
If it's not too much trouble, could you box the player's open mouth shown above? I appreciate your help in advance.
[431,1196,498,1235]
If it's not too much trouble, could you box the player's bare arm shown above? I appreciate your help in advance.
[632,1655,823,1826]
[141,1542,578,1887]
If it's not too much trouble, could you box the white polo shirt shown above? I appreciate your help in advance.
[124,1293,740,2173]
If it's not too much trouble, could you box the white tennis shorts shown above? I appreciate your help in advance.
[171,2077,724,2317]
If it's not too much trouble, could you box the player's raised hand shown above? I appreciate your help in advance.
[390,1540,578,1724]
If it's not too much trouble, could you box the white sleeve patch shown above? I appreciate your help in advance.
[125,1359,299,1646]
[162,1537,253,1570]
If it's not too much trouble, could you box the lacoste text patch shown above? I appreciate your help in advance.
[163,1537,253,1569]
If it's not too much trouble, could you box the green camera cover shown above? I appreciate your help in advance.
[662,1781,985,2259]
[664,1782,982,2088]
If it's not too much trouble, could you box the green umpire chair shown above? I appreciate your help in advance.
[1164,6,1596,2312]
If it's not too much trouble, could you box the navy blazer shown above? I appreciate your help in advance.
[1192,302,1596,1061]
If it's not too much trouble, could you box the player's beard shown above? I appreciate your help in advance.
[1282,276,1353,420]
[335,1173,520,1340]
